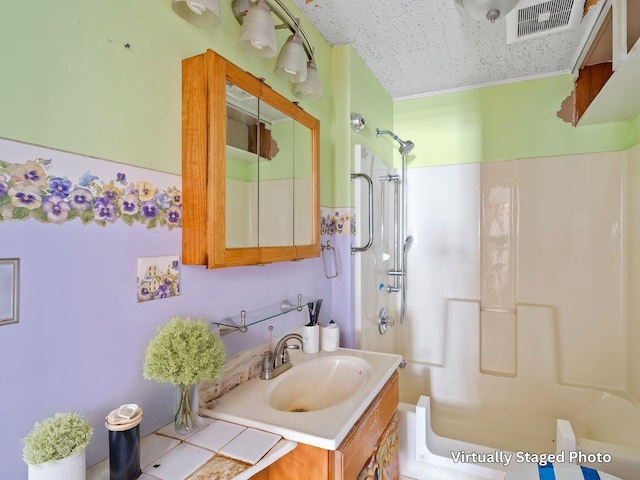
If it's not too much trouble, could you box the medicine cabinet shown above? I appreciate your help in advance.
[573,0,640,125]
[181,50,320,268]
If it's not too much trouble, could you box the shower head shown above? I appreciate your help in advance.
[376,128,415,156]
[403,235,413,255]
[398,139,415,156]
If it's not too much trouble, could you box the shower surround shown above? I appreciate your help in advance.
[355,144,640,478]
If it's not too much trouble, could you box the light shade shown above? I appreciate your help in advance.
[294,61,322,101]
[172,0,221,27]
[237,0,278,58]
[459,0,519,22]
[275,34,308,83]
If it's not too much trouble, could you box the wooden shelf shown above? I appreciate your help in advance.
[226,145,270,164]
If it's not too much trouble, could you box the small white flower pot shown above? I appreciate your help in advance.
[28,449,86,480]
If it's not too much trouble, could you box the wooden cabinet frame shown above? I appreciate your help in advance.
[182,50,320,268]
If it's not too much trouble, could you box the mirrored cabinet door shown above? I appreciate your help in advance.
[294,121,313,246]
[225,83,260,249]
[182,49,320,269]
[258,113,295,247]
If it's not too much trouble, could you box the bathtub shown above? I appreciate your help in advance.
[398,395,640,480]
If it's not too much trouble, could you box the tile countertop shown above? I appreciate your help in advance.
[88,348,401,480]
[87,417,296,480]
[200,348,403,451]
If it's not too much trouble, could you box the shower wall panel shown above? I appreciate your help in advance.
[357,150,633,407]
[400,164,482,367]
[516,152,625,390]
[628,142,640,403]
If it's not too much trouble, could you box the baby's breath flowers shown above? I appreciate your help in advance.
[143,316,225,387]
[143,317,225,432]
[23,413,93,465]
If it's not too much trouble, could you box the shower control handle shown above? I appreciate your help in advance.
[378,307,395,335]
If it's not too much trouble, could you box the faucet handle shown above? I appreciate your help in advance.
[262,351,273,373]
[282,341,300,364]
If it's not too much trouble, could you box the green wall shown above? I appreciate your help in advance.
[394,74,636,168]
[3,1,637,208]
[0,0,334,203]
[632,114,640,147]
[331,46,394,208]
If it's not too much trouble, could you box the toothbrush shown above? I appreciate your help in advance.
[307,301,315,326]
[313,299,322,326]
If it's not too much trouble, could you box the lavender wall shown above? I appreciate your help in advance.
[0,140,339,478]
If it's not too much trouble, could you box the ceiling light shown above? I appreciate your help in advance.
[455,0,519,23]
[172,0,222,27]
[295,61,323,101]
[237,0,278,58]
[275,34,308,83]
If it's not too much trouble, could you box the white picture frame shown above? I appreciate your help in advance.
[0,258,19,326]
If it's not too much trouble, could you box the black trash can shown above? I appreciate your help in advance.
[105,404,143,480]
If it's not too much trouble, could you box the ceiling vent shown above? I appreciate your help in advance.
[506,0,584,44]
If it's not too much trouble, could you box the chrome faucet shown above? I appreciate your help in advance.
[260,333,303,380]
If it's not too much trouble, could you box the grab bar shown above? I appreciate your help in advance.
[350,172,374,254]
[320,241,339,278]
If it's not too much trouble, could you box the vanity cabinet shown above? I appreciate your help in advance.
[249,371,399,480]
[181,50,320,268]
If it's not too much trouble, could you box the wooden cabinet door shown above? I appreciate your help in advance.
[331,372,399,480]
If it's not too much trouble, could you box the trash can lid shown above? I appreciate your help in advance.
[105,404,143,431]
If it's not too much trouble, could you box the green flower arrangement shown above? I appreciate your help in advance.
[143,316,225,387]
[143,316,225,433]
[22,413,93,465]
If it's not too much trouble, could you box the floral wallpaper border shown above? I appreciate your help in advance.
[0,139,182,229]
[0,140,360,238]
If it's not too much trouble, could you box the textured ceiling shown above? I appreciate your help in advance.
[290,0,603,99]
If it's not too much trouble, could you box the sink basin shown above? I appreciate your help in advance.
[201,348,402,450]
[268,356,371,412]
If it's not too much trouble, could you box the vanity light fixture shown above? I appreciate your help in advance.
[172,0,222,27]
[237,0,278,57]
[455,0,519,23]
[294,60,322,101]
[275,33,308,83]
[174,0,322,99]
[232,0,323,100]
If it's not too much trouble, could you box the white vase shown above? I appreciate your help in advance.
[27,448,86,480]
